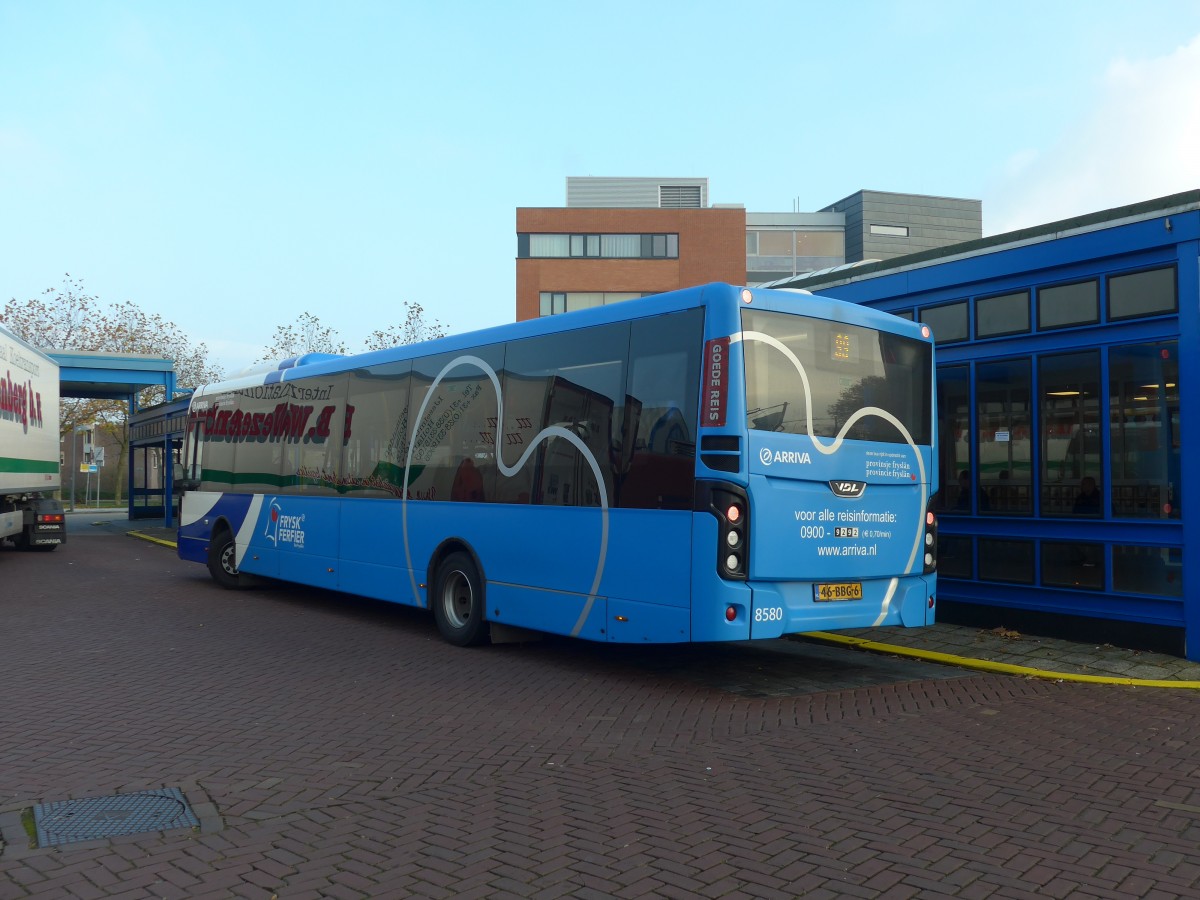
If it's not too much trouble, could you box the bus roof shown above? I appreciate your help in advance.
[196,282,926,396]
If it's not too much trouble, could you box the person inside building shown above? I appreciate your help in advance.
[1073,475,1102,515]
[955,468,989,512]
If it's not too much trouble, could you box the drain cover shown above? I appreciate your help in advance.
[33,787,200,847]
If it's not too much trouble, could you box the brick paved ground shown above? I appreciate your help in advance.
[2,533,1199,898]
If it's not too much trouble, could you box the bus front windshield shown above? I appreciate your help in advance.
[742,308,931,446]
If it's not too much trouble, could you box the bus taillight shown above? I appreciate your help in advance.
[697,482,749,581]
[923,509,937,574]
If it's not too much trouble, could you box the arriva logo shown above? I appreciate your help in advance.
[759,447,812,466]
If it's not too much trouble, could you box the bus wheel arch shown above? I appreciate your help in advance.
[428,541,490,647]
[207,519,245,590]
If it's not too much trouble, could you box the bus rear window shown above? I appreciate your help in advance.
[741,308,931,446]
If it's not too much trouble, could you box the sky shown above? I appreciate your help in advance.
[2,1,1199,378]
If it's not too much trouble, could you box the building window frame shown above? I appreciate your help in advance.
[919,301,969,345]
[1106,265,1178,322]
[519,233,680,260]
[1037,278,1099,331]
[975,289,1031,339]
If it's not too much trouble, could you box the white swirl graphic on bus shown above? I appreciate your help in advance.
[401,355,608,638]
[734,330,929,627]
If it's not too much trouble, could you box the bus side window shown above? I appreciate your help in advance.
[500,323,628,507]
[343,361,413,499]
[619,308,703,510]
[410,345,505,504]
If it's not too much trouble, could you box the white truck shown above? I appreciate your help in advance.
[0,323,66,551]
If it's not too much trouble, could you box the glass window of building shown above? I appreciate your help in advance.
[539,292,567,316]
[601,234,640,257]
[1040,351,1103,516]
[1041,542,1104,590]
[539,292,645,316]
[978,538,1034,584]
[794,231,845,258]
[1109,342,1180,519]
[919,302,968,344]
[756,232,794,255]
[522,233,677,260]
[529,234,569,257]
[975,291,1030,338]
[1107,266,1177,321]
[936,535,973,579]
[937,366,970,513]
[1038,280,1098,330]
[1112,545,1182,597]
[976,359,1032,515]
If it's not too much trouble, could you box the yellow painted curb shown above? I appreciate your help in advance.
[804,631,1200,689]
[126,531,178,549]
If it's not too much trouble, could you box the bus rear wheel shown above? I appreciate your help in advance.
[432,551,489,646]
[207,527,244,589]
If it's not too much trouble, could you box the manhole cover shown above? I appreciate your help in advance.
[33,787,200,847]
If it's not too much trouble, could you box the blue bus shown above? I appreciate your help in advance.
[177,283,937,645]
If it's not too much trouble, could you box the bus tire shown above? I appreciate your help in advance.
[432,551,489,647]
[207,526,244,589]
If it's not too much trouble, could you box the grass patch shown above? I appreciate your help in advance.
[20,808,37,847]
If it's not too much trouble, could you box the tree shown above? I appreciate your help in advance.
[363,301,448,350]
[258,303,448,362]
[255,312,349,363]
[1,275,225,505]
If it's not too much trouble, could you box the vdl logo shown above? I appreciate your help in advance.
[829,480,867,498]
[759,447,812,466]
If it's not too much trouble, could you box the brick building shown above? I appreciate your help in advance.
[516,177,981,321]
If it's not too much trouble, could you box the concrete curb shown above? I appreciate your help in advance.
[126,531,178,549]
[804,631,1200,689]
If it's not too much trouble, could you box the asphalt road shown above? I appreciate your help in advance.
[1,529,1198,898]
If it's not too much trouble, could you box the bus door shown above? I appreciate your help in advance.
[176,412,206,500]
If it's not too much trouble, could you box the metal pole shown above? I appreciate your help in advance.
[70,427,77,512]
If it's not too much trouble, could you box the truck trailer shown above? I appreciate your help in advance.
[0,323,66,550]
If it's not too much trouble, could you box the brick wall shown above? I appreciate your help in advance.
[515,207,746,321]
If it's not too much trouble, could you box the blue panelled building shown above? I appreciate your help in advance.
[769,190,1199,660]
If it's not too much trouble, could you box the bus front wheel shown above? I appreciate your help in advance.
[207,527,244,589]
[432,551,489,647]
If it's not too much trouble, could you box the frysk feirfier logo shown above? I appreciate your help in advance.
[265,500,307,549]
